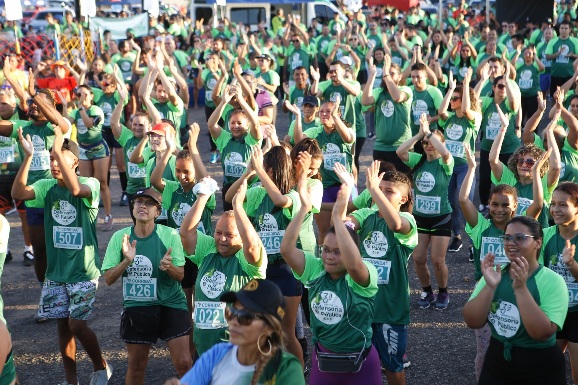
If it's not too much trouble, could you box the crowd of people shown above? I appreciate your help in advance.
[1,0,578,384]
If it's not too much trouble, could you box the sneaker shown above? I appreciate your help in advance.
[119,193,128,207]
[417,291,436,309]
[435,292,450,310]
[23,250,34,266]
[367,132,376,140]
[89,362,113,385]
[448,237,463,252]
[210,152,219,164]
[5,250,12,262]
[402,353,411,369]
[102,215,113,232]
[469,246,475,262]
[34,313,49,323]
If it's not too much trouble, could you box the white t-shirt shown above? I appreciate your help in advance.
[211,345,256,385]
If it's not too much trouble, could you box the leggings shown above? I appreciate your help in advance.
[474,323,491,382]
[204,105,218,152]
[521,95,538,125]
[479,150,513,206]
[309,345,382,385]
[354,137,366,172]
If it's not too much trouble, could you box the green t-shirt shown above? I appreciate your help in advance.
[371,86,413,152]
[27,177,101,283]
[287,86,308,122]
[255,70,280,88]
[245,187,300,263]
[190,231,266,355]
[515,62,543,97]
[405,152,454,217]
[491,164,555,227]
[465,212,507,281]
[480,97,519,153]
[297,179,323,254]
[0,215,8,324]
[294,252,378,353]
[161,179,215,234]
[286,48,313,76]
[542,225,578,312]
[93,88,128,128]
[353,94,369,138]
[143,149,177,188]
[214,130,262,187]
[438,112,482,166]
[545,36,578,78]
[102,224,187,309]
[202,69,222,109]
[288,118,320,145]
[303,125,355,189]
[11,120,55,184]
[112,52,137,84]
[318,79,359,127]
[351,209,418,324]
[116,126,147,194]
[152,97,185,132]
[315,35,332,61]
[560,139,578,183]
[469,266,567,352]
[70,105,105,145]
[410,85,444,134]
[537,41,553,74]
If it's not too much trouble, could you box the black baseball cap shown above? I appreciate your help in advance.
[134,187,162,206]
[221,279,286,320]
[303,95,319,107]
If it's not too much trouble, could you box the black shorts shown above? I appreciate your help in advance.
[414,213,452,237]
[372,150,411,174]
[0,174,25,212]
[267,260,303,297]
[102,126,123,149]
[181,258,199,290]
[120,305,191,344]
[557,310,578,342]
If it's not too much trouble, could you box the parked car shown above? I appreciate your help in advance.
[27,7,76,33]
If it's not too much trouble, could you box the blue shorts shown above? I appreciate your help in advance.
[25,206,44,226]
[79,139,110,161]
[321,185,341,203]
[371,323,408,373]
[102,126,123,149]
[267,260,303,297]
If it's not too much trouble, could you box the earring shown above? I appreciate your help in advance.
[257,334,272,356]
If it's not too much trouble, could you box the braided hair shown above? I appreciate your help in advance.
[250,313,284,385]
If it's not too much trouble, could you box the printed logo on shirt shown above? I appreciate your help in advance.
[459,66,469,79]
[31,134,46,152]
[519,70,533,89]
[363,231,389,258]
[381,100,394,117]
[412,99,428,125]
[311,290,344,325]
[101,102,112,126]
[488,300,520,338]
[121,61,131,72]
[557,45,570,63]
[446,123,464,140]
[549,253,575,282]
[560,162,566,180]
[76,114,87,134]
[415,171,436,193]
[200,268,227,299]
[172,202,192,227]
[259,213,278,232]
[52,200,77,225]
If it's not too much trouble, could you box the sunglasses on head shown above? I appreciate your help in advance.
[495,84,506,90]
[517,158,536,166]
[225,306,263,326]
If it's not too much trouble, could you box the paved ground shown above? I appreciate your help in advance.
[2,104,573,384]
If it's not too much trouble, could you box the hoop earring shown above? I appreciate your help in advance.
[257,334,272,356]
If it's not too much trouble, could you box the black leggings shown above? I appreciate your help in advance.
[354,137,366,172]
[204,105,218,152]
[521,95,539,125]
[479,150,513,206]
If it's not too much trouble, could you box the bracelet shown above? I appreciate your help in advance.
[426,132,433,139]
[30,92,38,98]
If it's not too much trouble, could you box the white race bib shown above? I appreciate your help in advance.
[53,226,83,250]
[193,301,227,329]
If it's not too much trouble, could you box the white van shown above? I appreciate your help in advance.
[189,0,347,32]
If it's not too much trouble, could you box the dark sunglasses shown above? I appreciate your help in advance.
[26,98,36,106]
[225,306,263,326]
[495,84,506,90]
[499,234,535,243]
[0,85,12,90]
[291,39,300,43]
[517,158,536,166]
[450,96,461,102]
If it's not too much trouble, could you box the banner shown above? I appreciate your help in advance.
[6,0,23,21]
[144,0,160,18]
[89,13,149,40]
[80,0,97,18]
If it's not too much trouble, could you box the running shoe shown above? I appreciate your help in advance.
[435,292,450,310]
[403,353,411,368]
[210,152,219,164]
[417,291,436,309]
[34,313,49,324]
[102,215,113,232]
[119,193,128,207]
[469,246,475,262]
[5,250,12,262]
[89,361,113,385]
[23,250,34,266]
[448,237,463,252]
[367,132,376,140]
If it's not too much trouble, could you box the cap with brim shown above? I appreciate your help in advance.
[51,60,70,75]
[302,95,319,107]
[56,138,80,159]
[134,187,162,206]
[241,69,256,77]
[221,279,286,321]
[127,28,135,35]
[339,56,353,67]
[257,54,274,62]
[147,122,170,136]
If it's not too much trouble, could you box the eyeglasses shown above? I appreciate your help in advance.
[450,96,461,102]
[517,158,536,166]
[349,38,357,41]
[322,247,340,256]
[132,199,158,208]
[495,84,506,90]
[291,40,300,43]
[328,69,337,74]
[26,99,36,106]
[225,306,262,326]
[499,234,535,243]
[0,85,12,90]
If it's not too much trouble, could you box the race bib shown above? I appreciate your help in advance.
[323,152,346,171]
[480,237,508,265]
[259,230,284,254]
[157,208,168,220]
[516,197,532,215]
[445,140,465,158]
[30,150,50,171]
[568,282,578,307]
[367,258,392,285]
[0,145,14,163]
[53,226,83,250]
[415,195,441,214]
[194,301,227,329]
[123,277,158,301]
[127,162,146,178]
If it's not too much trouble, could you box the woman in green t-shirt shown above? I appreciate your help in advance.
[463,216,568,385]
[396,114,454,311]
[281,177,381,385]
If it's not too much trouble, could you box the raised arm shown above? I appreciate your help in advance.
[459,145,480,227]
[207,87,233,140]
[331,101,354,144]
[544,113,562,187]
[11,129,36,201]
[383,55,408,103]
[396,131,423,163]
[474,63,489,99]
[128,135,148,164]
[150,136,175,193]
[187,123,208,180]
[179,192,210,256]
[438,72,456,120]
[526,148,549,219]
[232,180,264,266]
[251,148,291,207]
[504,64,520,112]
[235,86,261,142]
[361,57,377,106]
[522,93,546,146]
[420,114,452,164]
[52,126,91,198]
[3,60,28,110]
[111,85,128,140]
[155,54,180,106]
[28,73,69,132]
[488,104,510,181]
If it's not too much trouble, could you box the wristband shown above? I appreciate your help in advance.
[426,132,433,139]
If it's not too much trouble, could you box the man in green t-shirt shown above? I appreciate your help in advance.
[11,126,112,385]
[546,20,578,97]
